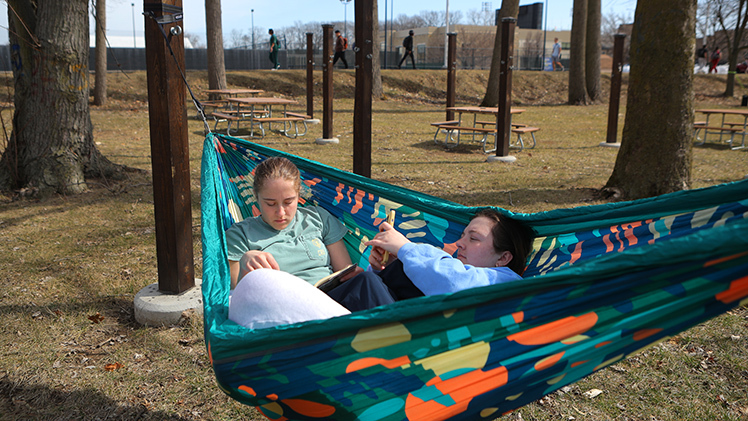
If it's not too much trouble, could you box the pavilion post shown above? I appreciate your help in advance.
[493,17,516,159]
[353,0,373,177]
[306,32,314,119]
[446,33,457,122]
[603,34,626,147]
[143,0,194,293]
[316,24,339,144]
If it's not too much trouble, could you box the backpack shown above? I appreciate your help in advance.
[712,50,720,60]
[342,37,348,50]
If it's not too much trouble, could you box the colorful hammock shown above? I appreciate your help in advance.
[201,132,748,421]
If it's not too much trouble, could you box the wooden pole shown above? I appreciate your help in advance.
[446,33,457,121]
[494,17,515,157]
[322,24,334,140]
[353,0,373,177]
[143,0,195,294]
[306,32,314,119]
[605,34,626,145]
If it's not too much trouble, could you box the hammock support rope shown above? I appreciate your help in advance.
[201,132,748,421]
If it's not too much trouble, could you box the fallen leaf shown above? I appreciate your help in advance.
[104,362,124,371]
[88,312,104,324]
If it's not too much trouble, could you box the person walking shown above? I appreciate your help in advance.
[398,30,416,69]
[709,46,722,74]
[268,29,281,70]
[697,44,708,73]
[551,38,564,71]
[332,30,349,69]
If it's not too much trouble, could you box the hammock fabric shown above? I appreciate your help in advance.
[201,132,748,421]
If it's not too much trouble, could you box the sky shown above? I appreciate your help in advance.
[0,0,637,46]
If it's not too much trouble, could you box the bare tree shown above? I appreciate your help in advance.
[205,0,227,94]
[184,32,204,49]
[93,0,107,106]
[585,0,602,101]
[1,0,123,195]
[605,0,697,200]
[372,0,383,98]
[466,8,494,26]
[569,0,590,104]
[601,11,632,63]
[394,14,427,30]
[480,0,519,107]
[710,0,748,96]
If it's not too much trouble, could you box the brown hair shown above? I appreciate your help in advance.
[472,209,534,276]
[253,157,301,195]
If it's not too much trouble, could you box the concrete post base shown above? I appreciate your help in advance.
[133,279,203,326]
[315,137,340,145]
[486,155,517,163]
[599,142,621,148]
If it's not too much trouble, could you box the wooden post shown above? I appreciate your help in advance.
[353,0,373,177]
[446,33,457,122]
[322,24,334,140]
[605,34,626,145]
[306,32,314,119]
[143,0,195,293]
[494,17,516,158]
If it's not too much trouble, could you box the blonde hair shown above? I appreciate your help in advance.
[253,157,301,195]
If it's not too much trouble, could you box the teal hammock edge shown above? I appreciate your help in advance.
[201,133,748,420]
[205,132,748,237]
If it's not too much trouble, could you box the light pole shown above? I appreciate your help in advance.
[251,9,255,50]
[131,3,136,48]
[444,0,450,68]
[340,0,351,38]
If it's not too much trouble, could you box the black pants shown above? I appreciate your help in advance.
[333,51,348,68]
[327,260,424,312]
[398,50,416,69]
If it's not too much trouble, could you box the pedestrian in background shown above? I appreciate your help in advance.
[333,30,349,69]
[269,29,281,70]
[398,30,416,69]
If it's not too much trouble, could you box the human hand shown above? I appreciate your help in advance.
[365,222,409,270]
[238,250,280,281]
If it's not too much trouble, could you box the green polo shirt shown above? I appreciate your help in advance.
[225,206,347,285]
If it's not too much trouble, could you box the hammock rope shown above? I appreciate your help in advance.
[201,132,748,420]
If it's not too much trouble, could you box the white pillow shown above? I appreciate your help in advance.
[229,268,351,329]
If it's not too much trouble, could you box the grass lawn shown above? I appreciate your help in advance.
[0,69,747,420]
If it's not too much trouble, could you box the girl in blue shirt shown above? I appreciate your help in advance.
[327,209,533,311]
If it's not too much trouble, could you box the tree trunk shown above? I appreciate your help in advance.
[605,0,696,200]
[585,0,601,102]
[93,0,107,106]
[372,0,383,98]
[725,3,748,97]
[205,0,227,96]
[569,0,589,104]
[480,0,519,107]
[0,0,123,196]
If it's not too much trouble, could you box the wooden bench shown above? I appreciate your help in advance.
[431,120,499,152]
[475,120,527,128]
[511,126,539,150]
[285,112,312,120]
[254,115,309,138]
[211,111,244,135]
[693,123,743,147]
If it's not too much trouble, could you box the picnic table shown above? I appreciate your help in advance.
[197,89,264,119]
[211,97,310,138]
[431,106,537,153]
[694,109,747,150]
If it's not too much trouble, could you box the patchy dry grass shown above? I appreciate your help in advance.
[0,69,747,420]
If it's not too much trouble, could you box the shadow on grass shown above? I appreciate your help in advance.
[0,378,192,420]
